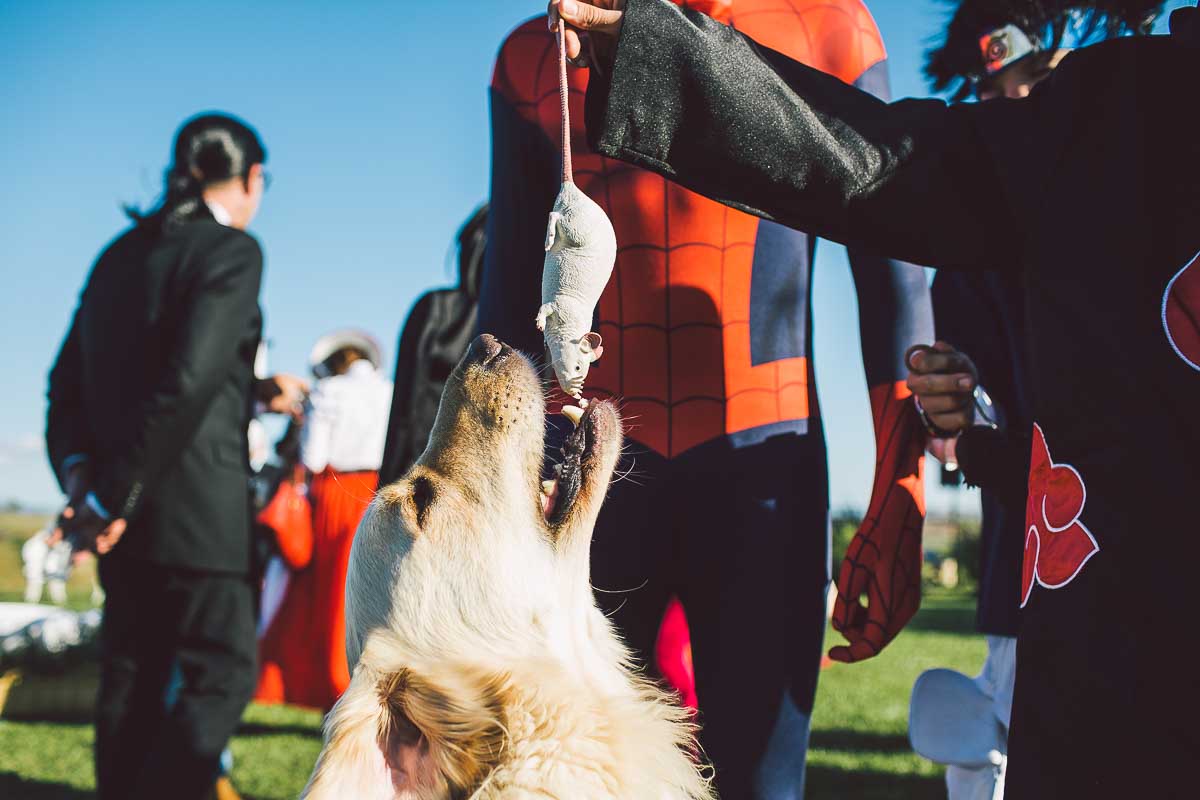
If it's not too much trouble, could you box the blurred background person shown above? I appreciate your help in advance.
[256,329,391,710]
[21,524,78,606]
[44,112,305,800]
[907,2,1162,797]
[480,2,932,796]
[378,203,488,488]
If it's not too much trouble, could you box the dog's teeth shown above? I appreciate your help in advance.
[561,405,584,426]
[553,463,563,477]
[541,480,556,496]
[578,398,589,409]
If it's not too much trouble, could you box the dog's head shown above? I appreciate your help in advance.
[304,334,625,799]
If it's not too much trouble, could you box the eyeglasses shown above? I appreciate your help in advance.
[261,170,273,192]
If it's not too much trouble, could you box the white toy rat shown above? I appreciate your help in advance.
[535,18,617,399]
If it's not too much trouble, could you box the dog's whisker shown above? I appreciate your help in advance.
[592,578,649,595]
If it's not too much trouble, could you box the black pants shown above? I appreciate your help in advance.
[589,432,830,799]
[95,555,256,800]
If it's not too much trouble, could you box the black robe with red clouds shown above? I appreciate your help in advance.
[585,1,1200,796]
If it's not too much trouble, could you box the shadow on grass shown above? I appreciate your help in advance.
[806,764,944,799]
[0,773,92,799]
[236,721,322,739]
[905,603,977,635]
[810,728,914,753]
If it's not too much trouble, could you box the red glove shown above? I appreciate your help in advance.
[829,381,926,663]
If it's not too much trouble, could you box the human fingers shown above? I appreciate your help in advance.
[830,564,879,661]
[50,503,81,544]
[552,0,625,60]
[915,390,973,415]
[928,409,973,436]
[279,374,309,396]
[832,551,870,633]
[828,637,883,663]
[906,371,976,396]
[908,342,976,376]
[95,519,127,556]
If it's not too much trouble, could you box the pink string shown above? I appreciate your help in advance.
[557,17,573,185]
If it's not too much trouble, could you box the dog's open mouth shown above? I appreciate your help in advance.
[540,401,600,526]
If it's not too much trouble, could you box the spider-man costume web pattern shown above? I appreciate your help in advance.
[483,0,928,456]
[480,2,931,795]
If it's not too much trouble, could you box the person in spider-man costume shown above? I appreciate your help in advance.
[479,1,932,795]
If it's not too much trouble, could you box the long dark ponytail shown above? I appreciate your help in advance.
[127,112,267,233]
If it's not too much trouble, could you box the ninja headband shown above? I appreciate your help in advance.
[977,23,1042,76]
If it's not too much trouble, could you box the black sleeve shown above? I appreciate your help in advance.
[957,425,1031,504]
[930,271,995,357]
[844,58,934,387]
[379,292,436,488]
[586,0,1046,272]
[94,234,264,518]
[46,303,91,490]
[476,85,560,357]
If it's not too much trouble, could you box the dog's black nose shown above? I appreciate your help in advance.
[467,334,505,366]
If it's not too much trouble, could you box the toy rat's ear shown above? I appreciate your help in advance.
[581,332,603,361]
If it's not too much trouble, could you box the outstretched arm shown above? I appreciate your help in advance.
[572,0,1038,272]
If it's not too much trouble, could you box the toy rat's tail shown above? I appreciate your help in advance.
[557,17,573,185]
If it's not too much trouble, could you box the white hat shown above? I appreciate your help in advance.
[308,328,382,378]
[909,668,1006,769]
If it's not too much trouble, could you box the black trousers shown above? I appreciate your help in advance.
[589,432,831,799]
[95,555,256,800]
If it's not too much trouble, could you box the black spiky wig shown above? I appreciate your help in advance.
[925,0,1164,100]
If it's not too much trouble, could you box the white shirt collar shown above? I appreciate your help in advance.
[205,199,233,227]
[347,360,377,377]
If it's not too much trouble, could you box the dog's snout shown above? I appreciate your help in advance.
[468,334,503,366]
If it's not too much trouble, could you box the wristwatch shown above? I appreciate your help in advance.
[972,386,998,430]
[915,385,998,438]
[914,396,959,439]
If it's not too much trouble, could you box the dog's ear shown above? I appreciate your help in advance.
[303,654,509,799]
[381,666,509,796]
[301,667,394,800]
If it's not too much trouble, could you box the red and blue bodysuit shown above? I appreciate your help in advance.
[479,2,932,795]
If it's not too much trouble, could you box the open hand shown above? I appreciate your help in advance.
[905,341,978,437]
[828,381,926,663]
[549,0,626,65]
[51,500,127,555]
[830,511,923,662]
[261,373,309,418]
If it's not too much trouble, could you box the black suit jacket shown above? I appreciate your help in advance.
[47,218,263,573]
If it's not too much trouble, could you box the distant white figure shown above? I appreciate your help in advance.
[22,527,104,606]
[21,528,73,605]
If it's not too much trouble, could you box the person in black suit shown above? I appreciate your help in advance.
[45,113,305,800]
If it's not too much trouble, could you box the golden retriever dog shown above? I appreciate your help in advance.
[301,334,714,800]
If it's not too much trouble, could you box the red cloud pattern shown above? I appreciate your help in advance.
[1163,250,1200,372]
[1021,423,1100,607]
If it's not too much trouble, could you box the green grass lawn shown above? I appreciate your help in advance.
[807,589,984,798]
[0,513,100,611]
[1,590,982,799]
[1,513,984,798]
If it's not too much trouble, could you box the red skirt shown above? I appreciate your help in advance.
[255,468,377,710]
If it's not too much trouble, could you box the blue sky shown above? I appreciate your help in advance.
[0,1,1188,513]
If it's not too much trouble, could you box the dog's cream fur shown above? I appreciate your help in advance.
[301,335,714,800]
